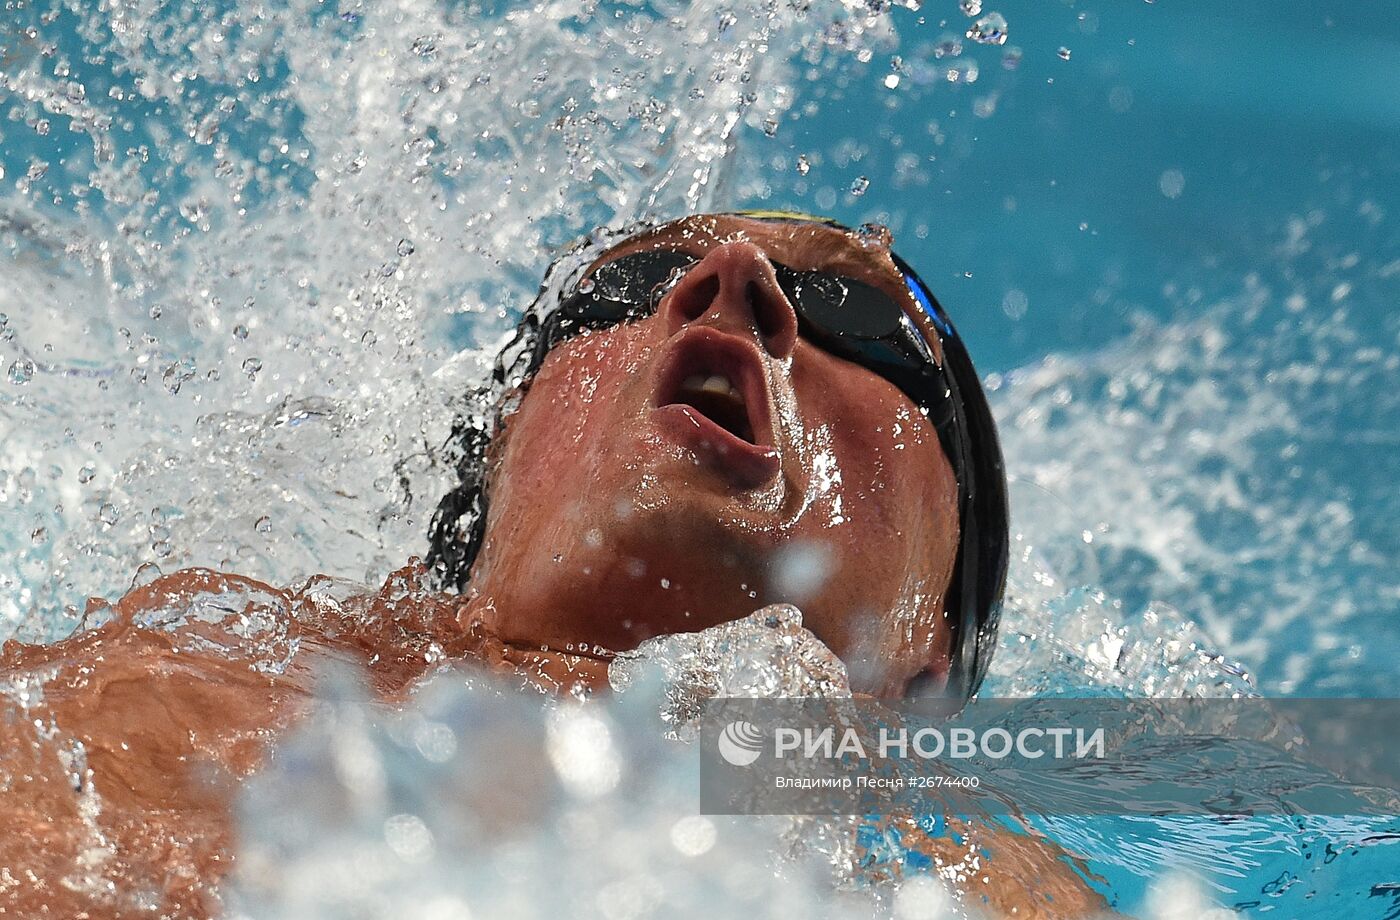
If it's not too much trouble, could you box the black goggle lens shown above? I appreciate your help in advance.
[552,249,952,427]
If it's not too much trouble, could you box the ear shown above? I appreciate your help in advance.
[900,600,956,699]
[902,659,951,699]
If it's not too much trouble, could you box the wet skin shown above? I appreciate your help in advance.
[464,215,960,697]
[0,215,1110,918]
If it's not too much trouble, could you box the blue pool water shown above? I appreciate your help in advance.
[2,0,1398,916]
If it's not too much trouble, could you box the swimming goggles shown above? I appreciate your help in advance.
[539,247,956,430]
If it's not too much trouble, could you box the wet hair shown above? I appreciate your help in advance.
[426,218,1008,699]
[426,232,606,592]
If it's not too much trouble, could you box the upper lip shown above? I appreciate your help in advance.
[652,327,780,487]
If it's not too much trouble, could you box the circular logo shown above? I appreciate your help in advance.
[717,720,765,767]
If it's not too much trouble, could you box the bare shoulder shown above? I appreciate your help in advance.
[0,569,312,917]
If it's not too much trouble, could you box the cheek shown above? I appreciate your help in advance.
[491,322,663,506]
[790,350,960,575]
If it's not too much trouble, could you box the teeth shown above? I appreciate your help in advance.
[680,373,740,398]
[700,374,733,396]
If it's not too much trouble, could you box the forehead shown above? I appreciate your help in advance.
[586,214,944,363]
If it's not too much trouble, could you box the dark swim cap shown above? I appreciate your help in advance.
[427,213,1008,699]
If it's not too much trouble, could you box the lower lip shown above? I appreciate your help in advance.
[652,404,781,489]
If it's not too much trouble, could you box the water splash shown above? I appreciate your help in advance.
[0,0,898,639]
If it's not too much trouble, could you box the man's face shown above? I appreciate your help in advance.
[463,215,960,696]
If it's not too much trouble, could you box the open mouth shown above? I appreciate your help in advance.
[652,328,779,487]
[670,372,755,443]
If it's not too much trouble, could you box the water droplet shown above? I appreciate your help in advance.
[397,238,415,257]
[255,515,272,533]
[7,358,35,385]
[967,12,1008,45]
[149,304,163,320]
[960,0,982,15]
[78,465,95,484]
[243,357,263,380]
[856,222,893,249]
[576,277,596,295]
[796,154,810,176]
[1002,288,1029,319]
[162,358,196,395]
[194,113,220,145]
[849,176,870,196]
[361,330,378,346]
[1159,169,1186,199]
[883,73,900,89]
[31,526,48,545]
[99,502,120,525]
[1057,46,1072,60]
[933,37,963,59]
[233,324,249,340]
[411,36,437,57]
[131,562,162,589]
[0,313,7,328]
[152,540,173,558]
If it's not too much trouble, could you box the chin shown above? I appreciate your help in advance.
[621,436,794,531]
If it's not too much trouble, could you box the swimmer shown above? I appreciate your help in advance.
[0,213,1105,917]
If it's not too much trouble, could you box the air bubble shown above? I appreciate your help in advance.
[960,0,982,14]
[397,239,416,257]
[7,358,35,385]
[99,502,120,525]
[78,465,95,484]
[849,175,870,196]
[255,515,273,533]
[967,12,1008,45]
[796,154,810,175]
[243,357,263,380]
[233,324,249,340]
[1057,46,1072,60]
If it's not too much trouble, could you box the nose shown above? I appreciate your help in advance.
[658,241,799,359]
